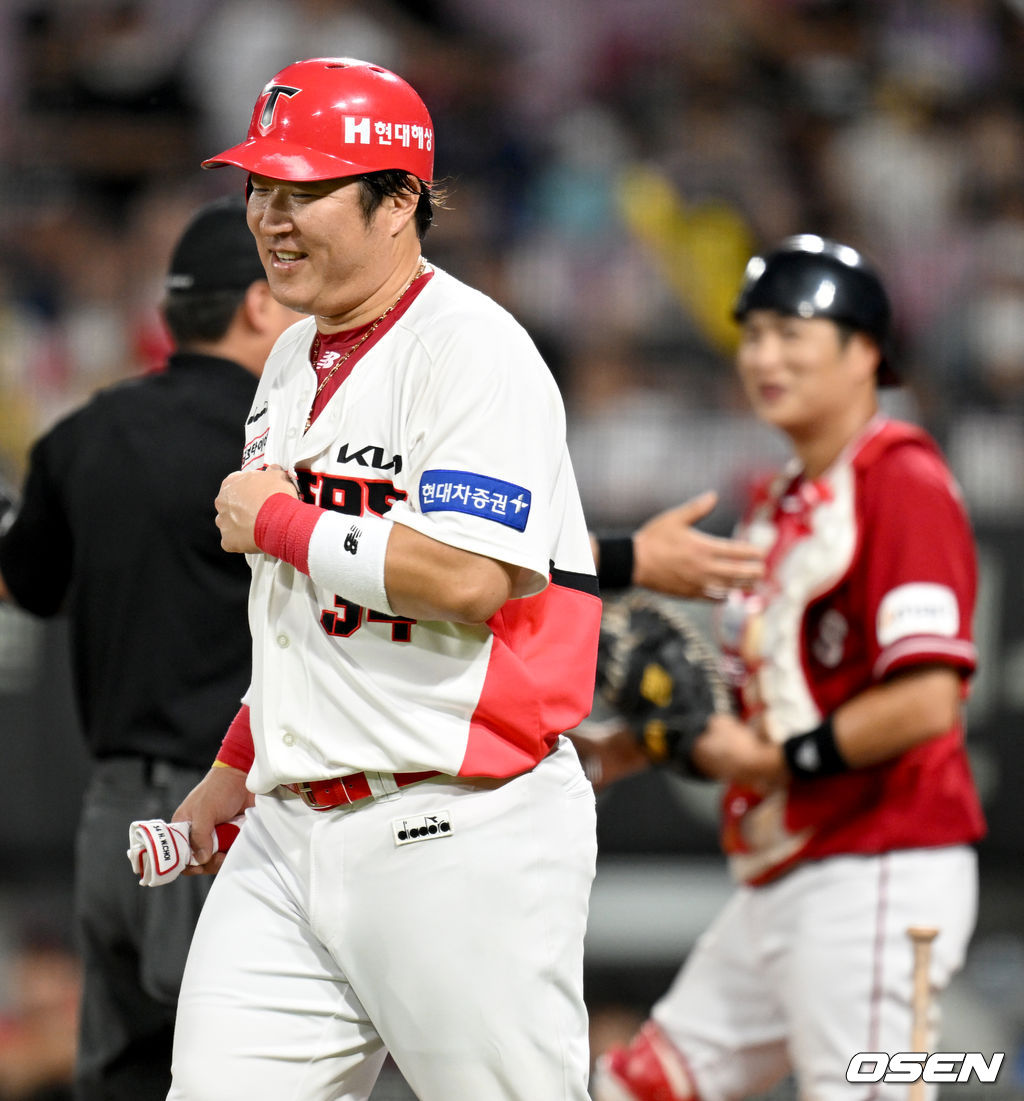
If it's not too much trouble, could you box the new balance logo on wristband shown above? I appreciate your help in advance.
[793,739,821,772]
[344,527,361,554]
[783,716,848,778]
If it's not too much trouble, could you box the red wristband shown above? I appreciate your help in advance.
[217,704,255,772]
[254,494,321,575]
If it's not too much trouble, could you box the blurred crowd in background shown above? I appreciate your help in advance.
[2,0,1024,525]
[2,1,1024,1098]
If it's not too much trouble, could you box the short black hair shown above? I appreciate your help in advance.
[162,288,249,346]
[356,170,441,239]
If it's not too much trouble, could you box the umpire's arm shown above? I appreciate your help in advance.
[0,436,73,616]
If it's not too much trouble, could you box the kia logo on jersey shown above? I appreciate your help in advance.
[336,442,402,473]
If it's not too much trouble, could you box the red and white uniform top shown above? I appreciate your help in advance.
[238,263,600,793]
[716,417,986,885]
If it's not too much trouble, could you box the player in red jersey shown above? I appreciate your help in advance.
[591,235,985,1101]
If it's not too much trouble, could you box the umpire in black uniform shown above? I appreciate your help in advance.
[0,196,299,1101]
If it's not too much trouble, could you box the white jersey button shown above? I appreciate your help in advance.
[282,731,295,746]
[277,634,290,648]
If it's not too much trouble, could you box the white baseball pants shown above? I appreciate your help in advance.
[166,736,597,1101]
[652,845,978,1101]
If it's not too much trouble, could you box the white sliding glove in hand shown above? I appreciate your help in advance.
[127,816,244,886]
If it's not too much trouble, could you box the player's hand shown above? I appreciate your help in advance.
[215,465,298,553]
[632,491,765,600]
[690,713,785,791]
[173,765,254,875]
[567,723,650,792]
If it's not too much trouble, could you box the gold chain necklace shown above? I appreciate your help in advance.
[305,258,426,432]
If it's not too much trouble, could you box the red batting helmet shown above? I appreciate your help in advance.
[202,57,435,182]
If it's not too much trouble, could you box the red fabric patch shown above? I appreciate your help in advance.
[459,580,601,777]
[213,820,242,853]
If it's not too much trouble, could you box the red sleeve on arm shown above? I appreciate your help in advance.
[253,493,321,575]
[859,444,977,678]
[217,704,256,771]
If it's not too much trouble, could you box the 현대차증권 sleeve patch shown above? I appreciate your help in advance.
[419,469,531,531]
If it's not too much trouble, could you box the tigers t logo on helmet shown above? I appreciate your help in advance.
[257,85,299,136]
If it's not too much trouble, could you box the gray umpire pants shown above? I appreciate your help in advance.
[73,756,213,1101]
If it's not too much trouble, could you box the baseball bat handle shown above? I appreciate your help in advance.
[907,925,939,1101]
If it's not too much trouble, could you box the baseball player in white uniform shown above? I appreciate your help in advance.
[592,236,986,1101]
[165,58,602,1101]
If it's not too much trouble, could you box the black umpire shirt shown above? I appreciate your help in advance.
[0,353,256,768]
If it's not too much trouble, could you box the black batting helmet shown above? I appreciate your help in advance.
[733,234,897,386]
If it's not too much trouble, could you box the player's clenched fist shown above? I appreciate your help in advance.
[691,713,786,792]
[215,465,298,553]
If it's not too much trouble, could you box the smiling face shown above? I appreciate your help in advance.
[735,310,880,467]
[245,174,419,330]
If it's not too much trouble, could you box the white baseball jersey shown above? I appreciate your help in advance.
[238,263,601,793]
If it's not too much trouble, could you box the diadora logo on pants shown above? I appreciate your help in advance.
[392,812,452,847]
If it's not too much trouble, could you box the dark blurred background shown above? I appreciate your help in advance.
[1,1,1022,1098]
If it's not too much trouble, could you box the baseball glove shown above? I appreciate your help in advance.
[594,590,734,779]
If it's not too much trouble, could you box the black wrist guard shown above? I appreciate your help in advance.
[783,715,849,778]
[596,535,634,590]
